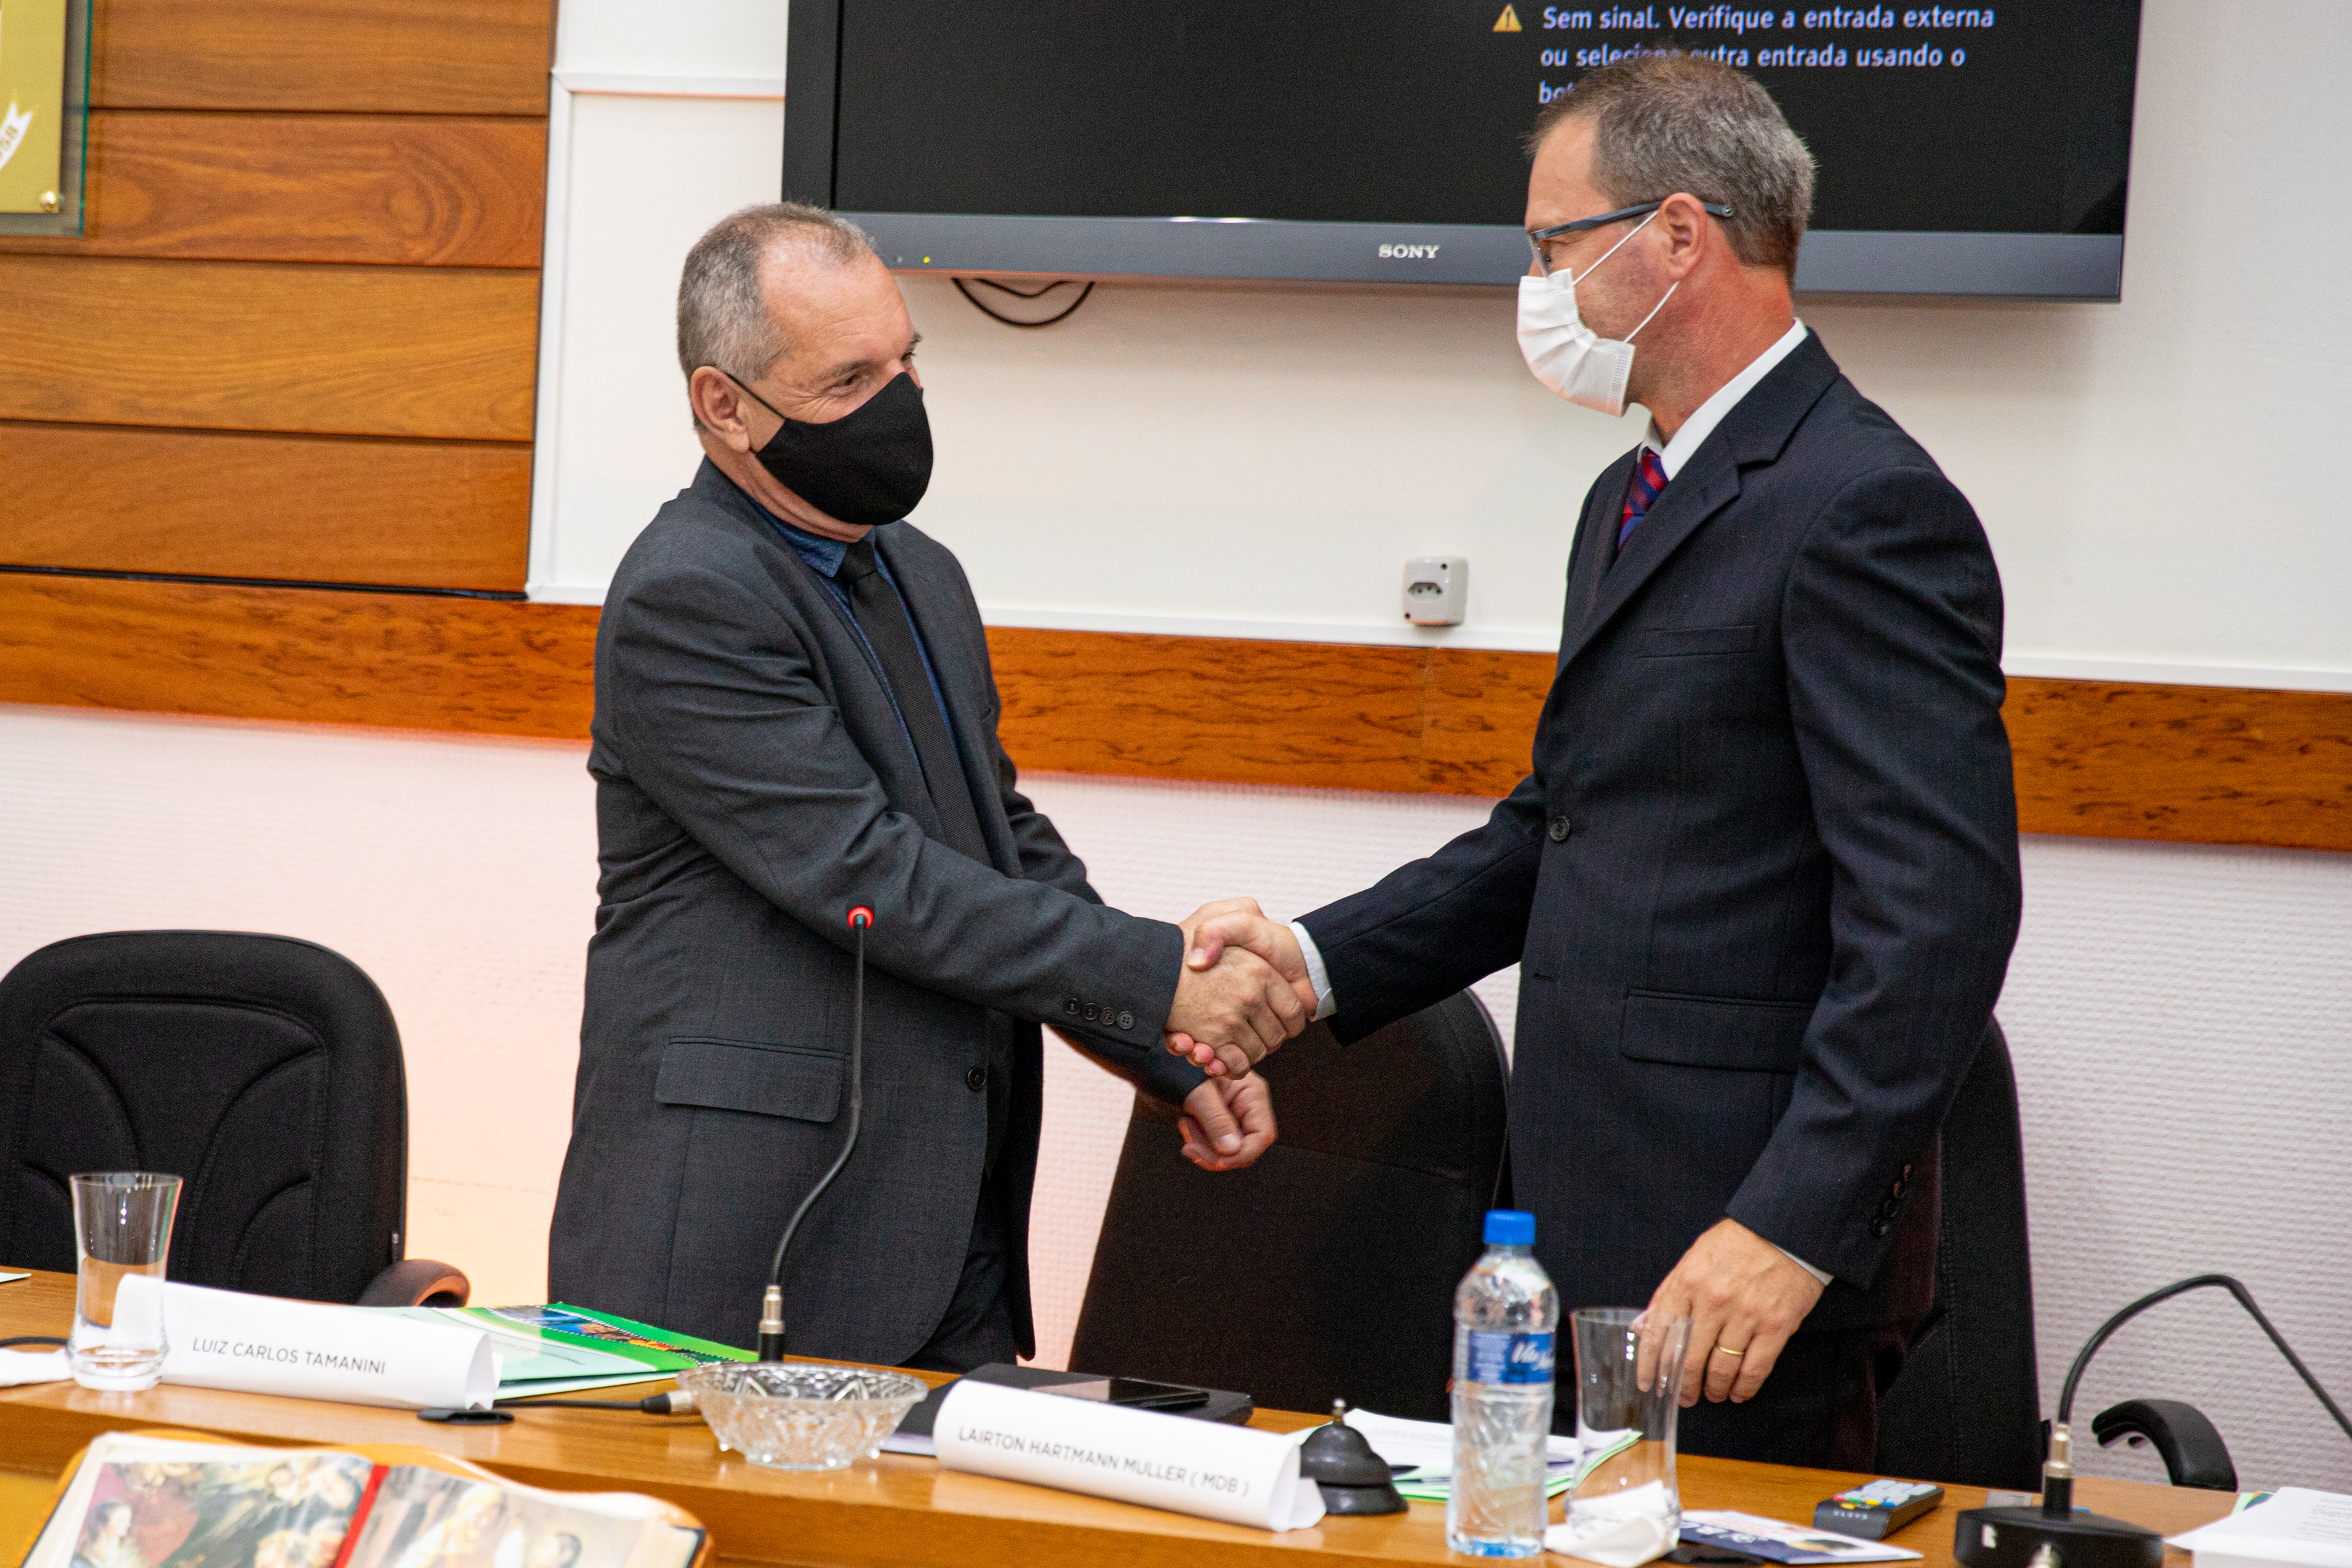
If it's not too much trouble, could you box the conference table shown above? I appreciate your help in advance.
[0,1269,2232,1568]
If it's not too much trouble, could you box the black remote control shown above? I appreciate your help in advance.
[1814,1479,1946,1539]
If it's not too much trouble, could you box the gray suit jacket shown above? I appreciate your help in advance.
[550,461,1204,1361]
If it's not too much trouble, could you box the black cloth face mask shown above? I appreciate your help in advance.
[724,369,933,528]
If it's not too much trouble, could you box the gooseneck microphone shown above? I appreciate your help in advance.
[1954,1273,2351,1568]
[756,904,872,1362]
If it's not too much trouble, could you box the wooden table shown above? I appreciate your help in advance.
[0,1269,2230,1568]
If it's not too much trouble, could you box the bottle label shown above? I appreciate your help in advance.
[1464,1329,1555,1385]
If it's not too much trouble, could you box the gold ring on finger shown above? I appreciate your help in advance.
[1711,1344,1745,1358]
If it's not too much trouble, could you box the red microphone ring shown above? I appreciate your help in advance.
[846,905,874,929]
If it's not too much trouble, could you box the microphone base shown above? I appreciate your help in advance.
[1954,1506,2165,1568]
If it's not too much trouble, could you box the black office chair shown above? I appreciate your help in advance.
[1873,1018,2046,1489]
[1873,1019,2240,1491]
[1071,990,1509,1421]
[0,931,469,1307]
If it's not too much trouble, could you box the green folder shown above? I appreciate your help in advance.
[384,1302,756,1397]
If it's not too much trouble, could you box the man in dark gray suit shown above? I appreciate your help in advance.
[550,204,1307,1370]
[1174,58,2021,1467]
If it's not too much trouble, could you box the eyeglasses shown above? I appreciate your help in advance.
[1526,198,1735,277]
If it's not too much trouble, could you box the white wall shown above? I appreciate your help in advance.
[530,0,2352,691]
[4,705,2348,1489]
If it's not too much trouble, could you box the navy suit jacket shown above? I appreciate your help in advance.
[1300,333,2021,1330]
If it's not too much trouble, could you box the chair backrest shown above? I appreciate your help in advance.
[1070,991,1510,1421]
[0,931,409,1304]
[1873,1018,2046,1490]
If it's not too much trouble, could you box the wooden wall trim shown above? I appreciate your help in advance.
[1,577,2343,853]
[0,576,593,737]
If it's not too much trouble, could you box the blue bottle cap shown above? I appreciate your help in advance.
[1484,1209,1535,1245]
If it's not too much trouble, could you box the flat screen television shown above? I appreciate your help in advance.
[783,1,2141,299]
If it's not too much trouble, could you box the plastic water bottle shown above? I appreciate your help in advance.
[1447,1208,1559,1557]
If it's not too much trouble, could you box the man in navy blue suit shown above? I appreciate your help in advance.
[1173,56,2021,1467]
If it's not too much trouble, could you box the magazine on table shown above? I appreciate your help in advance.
[20,1433,707,1568]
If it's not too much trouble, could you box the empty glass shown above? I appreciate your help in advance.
[1553,1308,1691,1565]
[67,1172,181,1391]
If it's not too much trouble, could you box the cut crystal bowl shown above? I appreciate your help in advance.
[679,1361,930,1471]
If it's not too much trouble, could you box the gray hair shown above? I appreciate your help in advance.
[1531,55,1814,276]
[676,202,876,386]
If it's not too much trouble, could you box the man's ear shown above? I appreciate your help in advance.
[1656,192,1714,281]
[688,366,750,449]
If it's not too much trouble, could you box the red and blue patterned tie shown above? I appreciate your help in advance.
[1619,447,1670,550]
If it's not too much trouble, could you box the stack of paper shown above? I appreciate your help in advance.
[1334,1410,1632,1502]
[2171,1489,2352,1568]
[1678,1510,1925,1564]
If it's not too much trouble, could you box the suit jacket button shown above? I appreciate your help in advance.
[1117,1011,1135,1030]
[1064,998,1080,1015]
[1083,1002,1100,1022]
[965,1065,987,1093]
[1548,816,1571,842]
[1871,1218,1892,1238]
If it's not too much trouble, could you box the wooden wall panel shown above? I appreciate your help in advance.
[0,256,538,439]
[0,422,531,590]
[3,599,2343,854]
[94,0,554,116]
[0,114,546,267]
[0,577,593,736]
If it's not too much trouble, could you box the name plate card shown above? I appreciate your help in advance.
[933,1379,1325,1531]
[120,1277,498,1409]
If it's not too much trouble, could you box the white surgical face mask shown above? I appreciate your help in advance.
[1516,209,1679,418]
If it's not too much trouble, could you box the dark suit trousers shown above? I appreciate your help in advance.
[903,1174,1019,1373]
[1675,1324,1903,1469]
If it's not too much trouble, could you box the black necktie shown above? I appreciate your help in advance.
[836,539,992,864]
[840,539,1010,1182]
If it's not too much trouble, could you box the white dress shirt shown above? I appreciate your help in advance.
[1284,317,1833,1285]
[1640,318,1808,480]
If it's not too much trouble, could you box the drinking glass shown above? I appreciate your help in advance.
[67,1172,181,1391]
[1555,1308,1691,1563]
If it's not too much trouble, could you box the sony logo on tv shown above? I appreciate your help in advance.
[1377,242,1443,259]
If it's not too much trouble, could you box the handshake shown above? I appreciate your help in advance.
[1150,898,1317,1178]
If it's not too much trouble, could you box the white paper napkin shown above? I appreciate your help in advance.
[1547,1480,1680,1566]
[0,1347,69,1386]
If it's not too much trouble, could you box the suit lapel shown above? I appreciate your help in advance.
[1556,441,1743,672]
[1562,451,1632,655]
[689,467,1007,870]
[1555,333,1842,673]
[874,524,1022,877]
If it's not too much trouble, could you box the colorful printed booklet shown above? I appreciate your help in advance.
[384,1304,754,1400]
[21,1433,707,1568]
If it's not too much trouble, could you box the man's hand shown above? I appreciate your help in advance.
[1639,1217,1826,1405]
[1165,945,1306,1067]
[1180,1073,1277,1171]
[1164,898,1316,1077]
